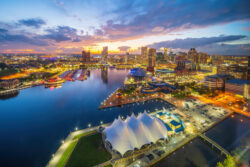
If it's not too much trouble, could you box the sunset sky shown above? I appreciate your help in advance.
[0,0,250,55]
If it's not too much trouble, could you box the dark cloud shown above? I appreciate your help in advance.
[0,28,48,46]
[100,0,250,40]
[18,18,46,28]
[43,26,84,42]
[0,28,8,33]
[42,25,106,43]
[198,43,250,55]
[149,35,247,49]
[118,46,131,52]
[148,35,250,55]
[0,23,103,49]
[1,0,250,54]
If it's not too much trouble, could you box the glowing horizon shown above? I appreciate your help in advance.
[0,0,250,55]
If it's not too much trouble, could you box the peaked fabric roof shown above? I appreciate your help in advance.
[103,112,168,155]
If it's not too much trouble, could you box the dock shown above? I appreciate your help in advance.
[99,90,182,110]
[0,83,42,96]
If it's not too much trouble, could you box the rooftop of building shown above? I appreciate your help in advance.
[103,112,168,156]
[156,69,175,73]
[227,79,250,85]
[206,74,232,79]
[129,68,146,77]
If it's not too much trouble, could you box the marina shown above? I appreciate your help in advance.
[0,69,249,167]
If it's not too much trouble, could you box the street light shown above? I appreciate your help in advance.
[88,123,91,128]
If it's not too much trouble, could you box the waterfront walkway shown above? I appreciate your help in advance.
[46,123,111,167]
[99,91,183,110]
[46,109,233,167]
[0,83,42,95]
[48,91,234,167]
[99,91,156,109]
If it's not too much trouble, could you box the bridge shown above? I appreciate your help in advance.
[198,133,230,156]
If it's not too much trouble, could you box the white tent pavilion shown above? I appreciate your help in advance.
[103,111,168,156]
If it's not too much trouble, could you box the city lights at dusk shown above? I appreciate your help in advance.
[0,1,249,167]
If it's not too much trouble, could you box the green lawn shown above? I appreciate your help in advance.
[56,141,78,167]
[104,164,113,167]
[54,130,96,167]
[72,130,96,140]
[65,133,111,167]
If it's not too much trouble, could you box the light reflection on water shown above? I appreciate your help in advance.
[0,69,172,167]
[1,69,249,167]
[154,138,224,167]
[205,114,250,153]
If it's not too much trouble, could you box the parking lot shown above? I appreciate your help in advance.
[122,98,231,167]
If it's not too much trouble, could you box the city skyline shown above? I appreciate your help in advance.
[0,0,250,55]
[1,1,250,167]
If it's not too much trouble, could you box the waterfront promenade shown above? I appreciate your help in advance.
[47,92,234,167]
[99,89,250,119]
[99,90,182,110]
[97,87,236,166]
[46,123,111,167]
[0,83,42,95]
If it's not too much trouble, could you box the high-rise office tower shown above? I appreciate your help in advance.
[201,53,209,64]
[125,52,129,64]
[141,47,148,65]
[248,56,250,80]
[164,48,168,61]
[148,48,156,67]
[102,46,108,63]
[188,48,198,61]
[82,50,90,63]
[188,47,199,70]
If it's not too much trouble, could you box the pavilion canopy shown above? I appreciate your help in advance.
[103,111,168,156]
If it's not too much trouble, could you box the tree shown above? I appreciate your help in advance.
[216,155,236,167]
[216,162,224,167]
[223,155,236,167]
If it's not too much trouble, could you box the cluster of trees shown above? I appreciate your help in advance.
[0,63,18,78]
[216,155,236,167]
[176,81,219,97]
[20,72,59,82]
[171,82,195,99]
[176,82,196,91]
[171,91,190,99]
[120,87,136,96]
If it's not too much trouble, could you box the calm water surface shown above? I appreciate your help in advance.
[154,138,223,167]
[1,69,249,167]
[205,114,250,153]
[0,69,173,167]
